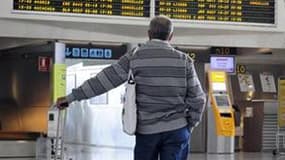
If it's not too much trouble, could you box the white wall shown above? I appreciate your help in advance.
[0,0,285,48]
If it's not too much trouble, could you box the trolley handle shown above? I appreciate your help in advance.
[51,103,67,160]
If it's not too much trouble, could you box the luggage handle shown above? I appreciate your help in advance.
[50,104,66,160]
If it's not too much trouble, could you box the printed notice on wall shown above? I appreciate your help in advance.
[245,107,254,118]
[260,72,276,93]
[238,74,255,92]
[279,77,285,101]
[278,77,285,127]
[53,64,67,103]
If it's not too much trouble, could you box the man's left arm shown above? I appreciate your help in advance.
[185,57,207,128]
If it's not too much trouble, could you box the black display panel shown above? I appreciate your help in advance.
[155,0,275,24]
[14,0,150,18]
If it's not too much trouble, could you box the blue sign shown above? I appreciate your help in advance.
[66,47,113,59]
[65,44,127,60]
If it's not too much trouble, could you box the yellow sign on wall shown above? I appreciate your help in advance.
[278,78,285,127]
[210,71,226,83]
[236,64,246,74]
[52,64,66,103]
[278,102,285,127]
[279,79,285,101]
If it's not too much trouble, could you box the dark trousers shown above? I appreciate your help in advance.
[134,126,190,160]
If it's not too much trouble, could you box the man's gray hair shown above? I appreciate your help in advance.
[149,15,174,40]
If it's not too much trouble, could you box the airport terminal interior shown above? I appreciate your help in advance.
[1,0,285,160]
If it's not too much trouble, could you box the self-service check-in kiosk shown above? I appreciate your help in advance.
[207,71,235,154]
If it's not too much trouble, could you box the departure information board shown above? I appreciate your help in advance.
[13,0,151,17]
[13,0,275,24]
[155,0,274,24]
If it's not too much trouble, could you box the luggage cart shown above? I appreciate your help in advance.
[48,105,67,160]
[273,77,285,156]
[272,126,285,156]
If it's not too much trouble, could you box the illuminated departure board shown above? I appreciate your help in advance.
[155,0,274,24]
[13,0,150,17]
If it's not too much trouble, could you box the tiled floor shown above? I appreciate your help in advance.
[2,153,284,160]
[1,149,284,160]
[0,153,284,160]
[191,152,283,160]
[62,144,285,160]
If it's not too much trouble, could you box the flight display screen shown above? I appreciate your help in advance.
[13,0,151,18]
[210,56,235,74]
[155,0,275,24]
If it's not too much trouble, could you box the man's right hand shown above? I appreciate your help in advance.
[56,96,69,110]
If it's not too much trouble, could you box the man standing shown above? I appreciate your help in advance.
[56,15,206,160]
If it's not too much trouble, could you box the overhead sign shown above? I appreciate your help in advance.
[13,0,151,18]
[13,0,274,24]
[210,56,235,74]
[236,64,247,74]
[211,47,237,55]
[155,0,274,24]
[175,47,210,63]
[65,44,128,60]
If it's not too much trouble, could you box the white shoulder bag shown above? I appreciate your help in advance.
[122,48,138,135]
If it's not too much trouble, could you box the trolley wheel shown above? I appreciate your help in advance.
[272,149,278,156]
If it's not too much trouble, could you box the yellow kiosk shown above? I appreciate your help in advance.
[207,71,235,154]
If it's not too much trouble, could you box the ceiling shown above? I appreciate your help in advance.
[0,37,46,50]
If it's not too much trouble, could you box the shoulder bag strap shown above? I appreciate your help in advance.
[127,47,139,82]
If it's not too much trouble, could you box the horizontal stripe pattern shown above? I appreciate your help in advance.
[87,77,107,96]
[137,118,188,134]
[68,40,206,134]
[135,76,186,87]
[135,50,182,59]
[112,63,128,81]
[137,102,186,114]
[136,94,185,106]
[96,71,114,91]
[134,67,186,77]
[136,85,186,97]
[131,58,185,68]
[183,57,206,127]
[103,67,124,87]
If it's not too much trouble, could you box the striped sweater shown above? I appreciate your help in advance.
[66,40,206,134]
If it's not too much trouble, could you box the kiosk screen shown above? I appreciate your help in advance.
[214,95,230,107]
[212,82,227,91]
